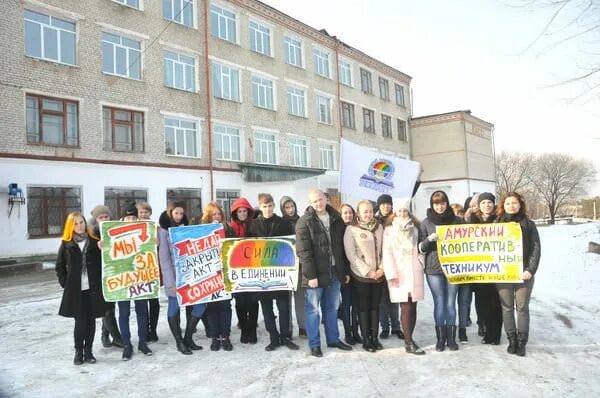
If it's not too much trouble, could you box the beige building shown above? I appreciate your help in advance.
[0,0,413,257]
[410,110,496,218]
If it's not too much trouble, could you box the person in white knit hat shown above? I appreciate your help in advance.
[382,198,426,354]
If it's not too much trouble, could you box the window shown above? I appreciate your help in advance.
[101,32,141,80]
[339,60,352,86]
[397,119,407,142]
[214,124,241,161]
[167,188,202,221]
[252,75,275,110]
[164,50,195,91]
[289,137,308,167]
[165,117,199,157]
[24,9,76,65]
[360,68,372,94]
[382,114,392,138]
[254,131,277,164]
[26,94,78,146]
[395,84,406,107]
[319,143,335,170]
[102,106,144,152]
[113,0,140,9]
[341,101,355,129]
[249,21,271,56]
[163,0,194,27]
[287,86,306,117]
[316,95,332,124]
[212,62,240,101]
[284,36,302,67]
[216,190,239,220]
[363,108,375,134]
[379,77,390,100]
[27,186,81,237]
[313,48,330,78]
[105,188,147,220]
[210,5,236,43]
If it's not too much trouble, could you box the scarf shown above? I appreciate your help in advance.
[426,207,456,225]
[498,212,525,223]
[357,219,378,232]
[392,217,418,251]
[73,232,89,244]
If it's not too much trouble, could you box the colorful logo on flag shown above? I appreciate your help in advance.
[359,159,395,193]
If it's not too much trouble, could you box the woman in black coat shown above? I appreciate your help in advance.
[56,211,107,365]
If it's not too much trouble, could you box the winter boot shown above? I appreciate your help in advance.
[459,327,468,343]
[239,318,249,344]
[168,315,192,355]
[477,323,486,337]
[446,326,459,351]
[222,337,233,351]
[507,332,518,354]
[351,320,363,344]
[516,332,528,357]
[183,316,203,351]
[147,307,159,342]
[344,326,356,345]
[122,343,133,361]
[359,312,375,352]
[73,347,84,365]
[210,338,221,351]
[101,323,111,348]
[370,310,383,351]
[435,326,446,352]
[104,313,124,348]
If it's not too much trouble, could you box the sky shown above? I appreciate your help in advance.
[264,0,600,195]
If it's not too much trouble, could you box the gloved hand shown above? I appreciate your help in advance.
[427,233,439,242]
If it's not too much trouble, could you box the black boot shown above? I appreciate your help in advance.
[210,338,221,351]
[446,326,459,351]
[516,332,528,357]
[344,327,356,345]
[459,327,468,343]
[104,313,124,348]
[222,336,233,351]
[183,316,203,351]
[435,326,446,352]
[370,310,383,351]
[73,347,84,365]
[478,323,486,337]
[101,322,111,348]
[507,332,518,354]
[359,312,375,352]
[147,304,159,343]
[351,319,363,344]
[239,317,249,344]
[168,315,192,355]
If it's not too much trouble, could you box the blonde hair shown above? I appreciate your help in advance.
[61,211,97,241]
[201,201,226,224]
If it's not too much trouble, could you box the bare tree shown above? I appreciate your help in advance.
[527,153,597,223]
[495,151,535,196]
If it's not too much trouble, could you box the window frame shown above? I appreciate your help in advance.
[112,0,142,10]
[26,93,79,147]
[338,59,352,87]
[313,47,331,79]
[249,19,272,57]
[319,142,336,170]
[395,83,406,107]
[167,188,202,221]
[397,118,408,142]
[251,74,276,111]
[283,35,303,68]
[253,130,278,165]
[101,31,142,80]
[104,187,148,220]
[164,50,196,92]
[341,101,355,129]
[212,62,241,102]
[381,114,392,138]
[164,116,200,158]
[360,68,373,95]
[162,0,195,27]
[287,86,307,118]
[102,105,145,152]
[379,77,390,101]
[210,4,237,44]
[316,94,332,125]
[288,136,309,167]
[27,186,81,238]
[216,189,239,220]
[363,107,375,134]
[24,9,77,66]
[213,123,242,162]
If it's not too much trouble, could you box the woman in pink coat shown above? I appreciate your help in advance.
[382,198,425,355]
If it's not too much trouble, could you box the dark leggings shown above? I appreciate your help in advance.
[353,281,383,312]
[400,297,417,343]
[74,290,96,350]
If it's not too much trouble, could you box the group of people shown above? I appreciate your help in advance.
[55,187,540,365]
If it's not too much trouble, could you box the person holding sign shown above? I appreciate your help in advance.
[419,191,463,352]
[248,193,299,352]
[344,200,385,353]
[201,202,235,352]
[467,193,503,346]
[158,201,205,355]
[382,198,426,355]
[495,192,541,357]
[56,212,107,365]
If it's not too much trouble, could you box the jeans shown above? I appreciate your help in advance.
[426,274,459,327]
[457,285,472,328]
[206,299,232,338]
[118,299,149,345]
[167,296,205,318]
[379,282,401,332]
[304,274,341,349]
[260,291,291,342]
[497,278,534,335]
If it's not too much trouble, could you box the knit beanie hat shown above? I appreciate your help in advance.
[376,194,393,207]
[124,202,138,218]
[394,197,411,211]
[478,192,496,205]
[91,205,111,220]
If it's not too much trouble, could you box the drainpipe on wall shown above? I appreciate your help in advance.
[203,0,215,201]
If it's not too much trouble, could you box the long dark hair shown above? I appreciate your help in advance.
[496,192,527,218]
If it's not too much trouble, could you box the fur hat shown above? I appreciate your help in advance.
[376,194,393,207]
[91,205,111,220]
[478,192,496,205]
[394,197,411,211]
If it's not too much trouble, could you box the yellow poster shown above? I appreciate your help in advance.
[436,223,523,284]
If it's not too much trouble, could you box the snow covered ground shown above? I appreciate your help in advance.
[0,223,599,397]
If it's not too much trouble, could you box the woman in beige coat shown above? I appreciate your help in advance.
[382,198,425,355]
[344,200,385,352]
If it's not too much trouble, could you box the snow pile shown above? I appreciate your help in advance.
[0,224,599,397]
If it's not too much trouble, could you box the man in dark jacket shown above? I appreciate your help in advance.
[247,193,299,352]
[295,189,352,357]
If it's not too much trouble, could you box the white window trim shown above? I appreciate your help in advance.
[247,66,279,81]
[24,0,85,21]
[339,97,356,105]
[338,57,353,88]
[208,55,244,69]
[248,17,274,58]
[163,0,197,29]
[316,94,333,125]
[286,85,307,118]
[111,0,144,11]
[283,77,308,89]
[101,31,144,81]
[313,88,335,98]
[287,133,311,168]
[96,22,149,40]
[381,113,393,137]
[213,122,244,162]
[252,128,279,165]
[317,139,337,171]
[163,49,199,93]
[312,45,332,79]
[251,73,277,111]
[24,8,79,67]
[159,41,202,57]
[210,1,240,45]
[212,61,243,102]
[163,116,202,159]
[394,82,407,107]
[23,88,84,104]
[283,33,305,69]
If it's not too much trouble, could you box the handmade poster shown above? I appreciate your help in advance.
[101,221,159,302]
[169,224,230,305]
[436,222,523,284]
[221,236,298,292]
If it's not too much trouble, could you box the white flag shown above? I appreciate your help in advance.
[339,138,420,201]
